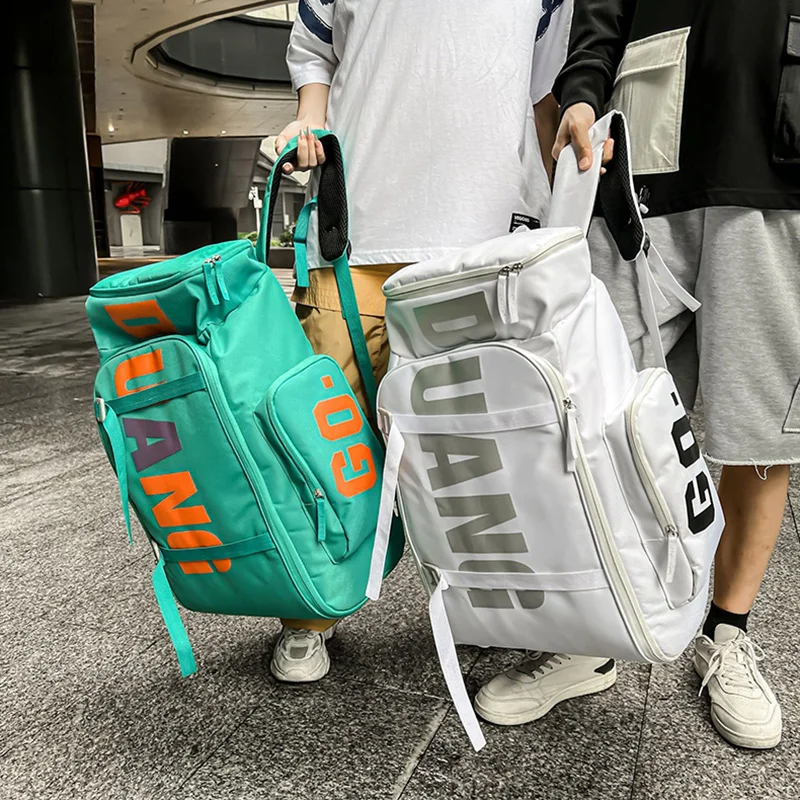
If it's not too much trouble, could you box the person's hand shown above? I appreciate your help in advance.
[275,119,327,175]
[552,102,615,173]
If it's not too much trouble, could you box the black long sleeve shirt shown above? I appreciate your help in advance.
[554,0,800,215]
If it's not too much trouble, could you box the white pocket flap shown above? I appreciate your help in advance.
[614,27,690,84]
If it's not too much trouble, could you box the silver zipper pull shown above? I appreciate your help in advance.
[212,255,230,302]
[564,398,579,473]
[665,525,678,583]
[314,489,327,543]
[507,263,522,324]
[202,256,221,305]
[496,266,510,324]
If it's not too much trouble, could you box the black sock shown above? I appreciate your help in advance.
[702,601,750,639]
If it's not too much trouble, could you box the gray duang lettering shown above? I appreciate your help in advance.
[410,357,487,416]
[421,434,503,490]
[414,291,495,349]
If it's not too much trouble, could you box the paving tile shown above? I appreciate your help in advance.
[0,617,155,796]
[400,651,650,800]
[0,614,285,800]
[174,677,449,800]
[629,512,800,800]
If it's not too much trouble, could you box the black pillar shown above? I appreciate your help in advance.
[163,137,262,255]
[2,2,98,300]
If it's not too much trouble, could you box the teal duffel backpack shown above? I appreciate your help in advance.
[85,132,404,676]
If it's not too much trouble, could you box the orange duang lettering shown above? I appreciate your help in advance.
[313,394,363,441]
[140,471,211,527]
[321,375,334,389]
[332,443,377,497]
[115,350,165,398]
[167,530,231,575]
[105,300,177,339]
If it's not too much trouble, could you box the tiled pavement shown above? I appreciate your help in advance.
[1,284,799,800]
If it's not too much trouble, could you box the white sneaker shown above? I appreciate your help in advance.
[694,624,782,749]
[270,624,337,684]
[474,652,617,726]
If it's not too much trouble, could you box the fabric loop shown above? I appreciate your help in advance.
[387,403,559,436]
[159,532,276,563]
[435,567,608,593]
[108,372,206,416]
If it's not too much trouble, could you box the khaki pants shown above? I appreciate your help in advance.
[282,264,405,632]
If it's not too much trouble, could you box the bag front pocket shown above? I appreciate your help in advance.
[611,27,690,175]
[257,355,383,563]
[773,16,800,164]
[613,368,722,607]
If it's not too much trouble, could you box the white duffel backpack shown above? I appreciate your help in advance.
[367,112,725,751]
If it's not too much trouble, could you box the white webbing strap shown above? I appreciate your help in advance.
[635,244,701,371]
[366,423,405,601]
[635,250,668,369]
[437,568,608,593]
[647,244,701,313]
[388,403,558,436]
[428,575,487,751]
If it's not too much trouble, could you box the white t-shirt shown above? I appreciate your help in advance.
[287,0,573,267]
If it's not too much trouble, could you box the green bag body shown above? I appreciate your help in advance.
[86,133,403,675]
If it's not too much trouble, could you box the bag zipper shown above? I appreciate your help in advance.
[626,369,682,583]
[383,231,582,300]
[261,403,331,547]
[202,255,231,306]
[90,240,252,298]
[526,349,665,663]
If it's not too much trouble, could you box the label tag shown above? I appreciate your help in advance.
[510,213,540,233]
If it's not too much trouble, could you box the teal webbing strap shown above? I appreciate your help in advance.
[152,554,197,677]
[332,252,378,415]
[108,373,205,416]
[256,129,331,265]
[159,532,276,563]
[293,198,317,288]
[97,402,133,545]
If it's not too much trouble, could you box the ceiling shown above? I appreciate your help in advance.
[85,0,298,144]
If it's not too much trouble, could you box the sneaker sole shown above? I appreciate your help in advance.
[693,658,782,750]
[270,652,331,684]
[474,668,618,726]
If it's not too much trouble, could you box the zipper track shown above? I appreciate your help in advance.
[191,351,339,613]
[626,370,678,534]
[262,393,332,546]
[383,232,582,299]
[530,352,665,663]
[90,240,252,297]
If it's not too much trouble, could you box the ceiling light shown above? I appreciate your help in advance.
[221,130,227,135]
[182,130,189,135]
[108,122,115,133]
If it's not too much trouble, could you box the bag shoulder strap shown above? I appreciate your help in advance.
[550,112,646,260]
[256,132,377,416]
[550,112,699,369]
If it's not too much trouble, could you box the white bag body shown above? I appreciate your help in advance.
[368,113,725,750]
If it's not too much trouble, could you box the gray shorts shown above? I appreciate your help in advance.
[588,207,800,466]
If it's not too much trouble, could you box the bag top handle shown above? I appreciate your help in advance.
[255,130,349,266]
[550,111,647,262]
